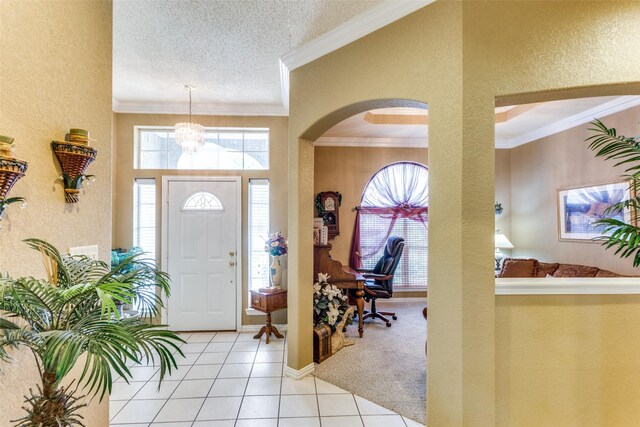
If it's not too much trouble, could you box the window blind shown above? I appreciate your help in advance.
[249,179,270,293]
[133,178,156,263]
[360,216,428,288]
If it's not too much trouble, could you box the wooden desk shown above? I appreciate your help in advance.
[313,245,366,338]
[250,289,287,344]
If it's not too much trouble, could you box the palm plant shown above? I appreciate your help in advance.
[587,119,640,266]
[0,239,184,426]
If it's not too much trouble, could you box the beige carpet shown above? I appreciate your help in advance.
[314,300,427,425]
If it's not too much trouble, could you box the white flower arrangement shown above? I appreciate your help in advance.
[313,273,353,332]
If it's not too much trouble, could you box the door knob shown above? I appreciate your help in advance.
[229,251,236,256]
[229,261,236,267]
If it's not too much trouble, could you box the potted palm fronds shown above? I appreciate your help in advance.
[587,119,640,265]
[0,239,184,426]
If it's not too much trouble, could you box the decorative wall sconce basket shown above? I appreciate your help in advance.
[0,135,28,219]
[51,129,97,203]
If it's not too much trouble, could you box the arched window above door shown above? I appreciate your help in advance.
[182,191,224,211]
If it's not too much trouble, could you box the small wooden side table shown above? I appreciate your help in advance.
[250,289,287,344]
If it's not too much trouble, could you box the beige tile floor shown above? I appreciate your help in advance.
[109,331,424,427]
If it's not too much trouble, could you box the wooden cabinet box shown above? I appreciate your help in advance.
[250,289,287,312]
[313,324,332,363]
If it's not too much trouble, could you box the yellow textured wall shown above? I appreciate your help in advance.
[0,0,112,425]
[510,105,640,275]
[113,113,289,326]
[496,295,640,426]
[288,1,640,425]
[288,3,477,423]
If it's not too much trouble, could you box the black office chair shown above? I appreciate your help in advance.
[357,236,405,327]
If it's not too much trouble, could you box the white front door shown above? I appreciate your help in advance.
[166,179,239,331]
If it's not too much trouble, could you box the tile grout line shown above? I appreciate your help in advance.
[352,389,366,427]
[313,374,323,427]
[275,335,285,425]
[149,331,217,425]
[111,330,424,427]
[233,331,264,425]
[111,331,186,424]
[109,332,189,424]
[313,367,324,426]
[146,333,204,425]
[193,331,242,425]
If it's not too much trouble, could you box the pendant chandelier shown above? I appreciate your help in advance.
[175,85,205,154]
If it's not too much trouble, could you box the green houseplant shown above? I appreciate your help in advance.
[587,119,640,265]
[0,239,184,426]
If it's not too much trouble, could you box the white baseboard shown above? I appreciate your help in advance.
[240,324,288,333]
[284,363,315,380]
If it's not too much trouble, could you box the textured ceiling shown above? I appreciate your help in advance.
[113,0,383,109]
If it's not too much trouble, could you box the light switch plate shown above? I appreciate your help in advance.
[69,244,99,260]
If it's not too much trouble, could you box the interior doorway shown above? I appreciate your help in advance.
[162,176,242,331]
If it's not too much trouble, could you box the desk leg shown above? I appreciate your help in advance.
[355,289,364,338]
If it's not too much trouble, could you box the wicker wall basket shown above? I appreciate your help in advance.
[51,141,97,203]
[0,156,28,200]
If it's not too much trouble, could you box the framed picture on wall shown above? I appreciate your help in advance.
[558,181,634,242]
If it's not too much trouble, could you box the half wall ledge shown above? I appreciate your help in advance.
[496,278,640,295]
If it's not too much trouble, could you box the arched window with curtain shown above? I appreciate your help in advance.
[350,162,428,288]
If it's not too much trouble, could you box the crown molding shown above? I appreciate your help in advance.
[278,0,435,109]
[279,59,290,111]
[280,0,434,71]
[497,96,640,149]
[314,136,427,148]
[113,101,289,116]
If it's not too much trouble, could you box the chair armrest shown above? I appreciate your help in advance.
[363,273,393,281]
[355,268,374,273]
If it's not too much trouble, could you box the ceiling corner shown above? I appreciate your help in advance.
[278,0,435,110]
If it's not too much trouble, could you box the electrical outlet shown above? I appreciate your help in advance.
[69,244,99,260]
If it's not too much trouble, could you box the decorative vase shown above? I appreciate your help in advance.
[270,255,282,288]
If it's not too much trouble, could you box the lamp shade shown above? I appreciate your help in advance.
[495,233,514,249]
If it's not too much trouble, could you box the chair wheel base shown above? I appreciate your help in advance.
[392,316,397,320]
[386,322,391,327]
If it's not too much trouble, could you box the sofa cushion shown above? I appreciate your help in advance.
[535,262,560,278]
[553,264,599,277]
[595,269,624,277]
[499,258,538,278]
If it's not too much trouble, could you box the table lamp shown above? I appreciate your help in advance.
[495,231,514,270]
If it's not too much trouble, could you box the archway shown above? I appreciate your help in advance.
[284,98,430,422]
[285,98,429,379]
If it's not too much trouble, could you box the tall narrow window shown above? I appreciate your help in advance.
[133,178,156,263]
[249,179,270,294]
[352,162,428,288]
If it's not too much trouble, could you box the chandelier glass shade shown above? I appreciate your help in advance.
[175,121,205,154]
[175,85,205,154]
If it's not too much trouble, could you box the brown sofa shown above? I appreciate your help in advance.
[498,257,627,278]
